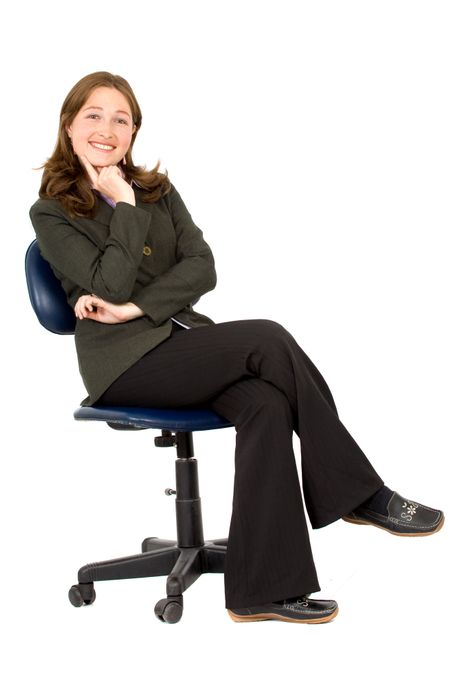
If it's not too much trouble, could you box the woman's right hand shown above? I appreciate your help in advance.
[78,154,136,206]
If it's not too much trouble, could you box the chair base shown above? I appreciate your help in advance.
[69,536,227,622]
[77,536,227,593]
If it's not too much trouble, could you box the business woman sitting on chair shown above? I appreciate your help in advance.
[30,71,444,625]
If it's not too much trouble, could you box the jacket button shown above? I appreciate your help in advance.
[143,245,152,256]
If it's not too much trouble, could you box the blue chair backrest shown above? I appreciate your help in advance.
[25,239,76,335]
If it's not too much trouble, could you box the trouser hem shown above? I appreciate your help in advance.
[310,478,385,529]
[225,580,322,610]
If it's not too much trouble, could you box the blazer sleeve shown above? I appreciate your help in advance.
[129,184,217,325]
[29,199,151,304]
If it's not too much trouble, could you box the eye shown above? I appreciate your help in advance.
[87,113,100,120]
[116,118,129,125]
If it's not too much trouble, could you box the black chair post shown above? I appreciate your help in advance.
[175,431,205,548]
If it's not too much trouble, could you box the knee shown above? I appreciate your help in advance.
[239,380,292,423]
[252,319,292,344]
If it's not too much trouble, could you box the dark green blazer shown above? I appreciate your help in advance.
[29,183,216,406]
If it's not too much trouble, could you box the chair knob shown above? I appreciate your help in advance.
[165,488,176,496]
[154,431,176,447]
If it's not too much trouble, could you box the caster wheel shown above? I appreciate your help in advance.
[154,596,183,623]
[68,583,96,607]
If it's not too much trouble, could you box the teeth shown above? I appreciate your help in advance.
[90,142,114,150]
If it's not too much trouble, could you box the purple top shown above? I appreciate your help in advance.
[96,190,117,209]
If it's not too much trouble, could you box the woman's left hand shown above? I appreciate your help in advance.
[74,294,144,324]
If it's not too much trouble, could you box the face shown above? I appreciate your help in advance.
[66,86,135,168]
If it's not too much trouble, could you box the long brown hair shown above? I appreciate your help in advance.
[39,71,171,218]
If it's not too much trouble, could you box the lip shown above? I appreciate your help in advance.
[89,141,117,152]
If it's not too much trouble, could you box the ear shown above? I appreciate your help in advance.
[65,124,72,139]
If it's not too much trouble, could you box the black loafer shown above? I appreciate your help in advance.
[228,596,338,624]
[343,491,444,536]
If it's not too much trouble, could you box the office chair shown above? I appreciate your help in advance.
[25,239,233,623]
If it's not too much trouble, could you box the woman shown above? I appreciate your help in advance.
[30,71,444,624]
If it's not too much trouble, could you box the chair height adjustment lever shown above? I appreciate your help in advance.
[154,431,176,447]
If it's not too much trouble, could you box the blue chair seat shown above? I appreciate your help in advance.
[74,405,233,432]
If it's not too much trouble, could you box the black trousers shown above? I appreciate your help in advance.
[97,319,384,608]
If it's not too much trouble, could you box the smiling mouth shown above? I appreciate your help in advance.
[89,142,116,152]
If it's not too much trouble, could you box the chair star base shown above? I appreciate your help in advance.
[70,535,228,623]
[74,537,227,599]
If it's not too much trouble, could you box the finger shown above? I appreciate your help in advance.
[85,297,99,314]
[88,295,105,314]
[80,297,93,317]
[79,154,98,186]
[78,153,96,173]
[75,294,94,319]
[95,167,110,189]
[97,166,115,185]
[89,294,102,306]
[99,164,121,181]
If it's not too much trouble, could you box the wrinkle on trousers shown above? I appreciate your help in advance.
[97,319,384,608]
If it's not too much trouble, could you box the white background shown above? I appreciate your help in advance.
[2,0,449,670]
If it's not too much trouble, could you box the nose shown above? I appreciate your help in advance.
[98,118,115,138]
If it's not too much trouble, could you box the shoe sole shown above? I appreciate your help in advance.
[342,513,445,537]
[228,606,339,624]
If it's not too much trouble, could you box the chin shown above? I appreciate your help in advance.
[92,158,117,167]
[86,151,120,167]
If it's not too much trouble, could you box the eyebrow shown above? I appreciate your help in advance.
[83,105,131,118]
